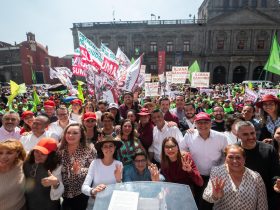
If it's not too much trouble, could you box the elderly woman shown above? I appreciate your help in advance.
[23,138,63,210]
[57,123,96,210]
[0,139,26,210]
[256,94,280,141]
[203,144,268,210]
[82,135,123,210]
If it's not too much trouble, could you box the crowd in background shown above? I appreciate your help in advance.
[0,82,280,210]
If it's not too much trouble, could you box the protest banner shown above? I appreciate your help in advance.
[259,88,280,97]
[199,88,214,96]
[166,71,172,83]
[191,72,210,88]
[171,66,188,84]
[145,82,159,96]
[145,73,151,82]
[245,88,258,102]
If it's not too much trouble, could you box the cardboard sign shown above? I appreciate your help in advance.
[191,72,210,88]
[145,82,159,96]
[171,66,188,84]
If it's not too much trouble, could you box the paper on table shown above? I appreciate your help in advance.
[108,190,139,210]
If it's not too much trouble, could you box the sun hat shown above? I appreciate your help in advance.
[33,138,58,155]
[256,94,280,108]
[95,135,123,152]
[137,108,150,116]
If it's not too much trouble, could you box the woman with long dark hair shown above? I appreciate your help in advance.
[23,138,63,210]
[161,137,203,189]
[57,123,96,210]
[117,119,144,168]
[256,94,280,141]
[20,111,35,135]
[82,136,123,210]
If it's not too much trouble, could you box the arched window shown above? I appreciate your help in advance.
[261,0,267,7]
[213,66,226,84]
[224,0,230,8]
[233,66,246,83]
[251,0,257,7]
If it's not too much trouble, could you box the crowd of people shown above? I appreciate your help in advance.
[0,83,280,210]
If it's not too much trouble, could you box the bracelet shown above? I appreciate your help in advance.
[53,181,60,189]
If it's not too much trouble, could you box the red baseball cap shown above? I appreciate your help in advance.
[256,94,280,108]
[71,99,82,106]
[194,112,211,122]
[21,111,34,120]
[137,108,150,116]
[44,100,56,108]
[33,138,58,155]
[82,112,96,121]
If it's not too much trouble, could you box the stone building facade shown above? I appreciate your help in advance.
[72,0,280,84]
[0,33,72,85]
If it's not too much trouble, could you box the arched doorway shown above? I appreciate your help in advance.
[232,66,246,83]
[253,66,265,80]
[213,66,226,84]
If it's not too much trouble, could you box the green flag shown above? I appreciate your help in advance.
[32,88,41,112]
[264,34,280,75]
[130,57,135,64]
[77,80,85,103]
[189,60,200,82]
[31,67,37,84]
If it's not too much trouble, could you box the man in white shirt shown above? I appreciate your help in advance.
[20,115,59,152]
[180,112,228,209]
[148,109,183,165]
[48,106,76,139]
[0,111,21,142]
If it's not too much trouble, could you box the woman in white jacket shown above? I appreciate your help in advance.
[82,135,123,210]
[23,138,64,210]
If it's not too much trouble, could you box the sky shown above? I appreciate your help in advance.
[1,0,204,57]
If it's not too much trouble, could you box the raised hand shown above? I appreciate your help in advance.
[114,164,123,183]
[97,134,105,143]
[211,177,225,200]
[181,155,192,172]
[148,163,160,181]
[72,160,81,175]
[41,170,59,188]
[274,178,280,193]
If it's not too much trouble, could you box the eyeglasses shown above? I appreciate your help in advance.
[3,118,17,122]
[134,159,147,164]
[164,144,177,149]
[57,113,68,116]
[196,121,210,125]
[30,163,39,177]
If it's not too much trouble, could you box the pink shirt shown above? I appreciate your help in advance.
[0,126,21,142]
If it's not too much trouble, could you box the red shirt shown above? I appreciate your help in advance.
[164,111,179,125]
[138,121,154,152]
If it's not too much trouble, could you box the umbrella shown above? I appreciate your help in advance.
[63,96,78,103]
[47,83,67,91]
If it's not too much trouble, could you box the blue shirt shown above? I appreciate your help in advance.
[123,164,152,182]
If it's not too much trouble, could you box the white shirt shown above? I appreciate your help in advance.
[48,120,76,140]
[70,113,82,124]
[0,126,21,142]
[180,129,228,176]
[149,122,183,163]
[224,131,240,145]
[20,131,59,152]
[185,118,195,129]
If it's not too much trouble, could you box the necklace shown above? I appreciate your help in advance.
[30,163,39,177]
